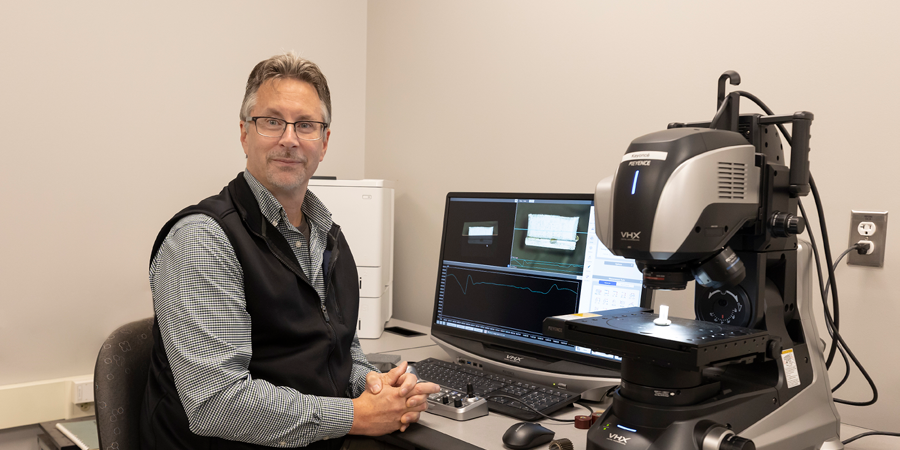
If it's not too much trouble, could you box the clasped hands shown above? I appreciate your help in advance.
[349,361,440,436]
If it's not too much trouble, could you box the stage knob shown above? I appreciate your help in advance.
[700,426,734,450]
[454,398,463,408]
[467,383,475,398]
[721,435,756,450]
[700,425,757,450]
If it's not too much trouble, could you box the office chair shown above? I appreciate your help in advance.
[93,317,155,450]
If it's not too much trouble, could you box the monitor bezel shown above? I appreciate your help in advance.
[429,191,653,374]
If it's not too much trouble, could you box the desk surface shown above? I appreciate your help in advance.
[362,319,896,450]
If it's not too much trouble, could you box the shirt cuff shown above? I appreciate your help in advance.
[349,369,372,398]
[313,396,354,441]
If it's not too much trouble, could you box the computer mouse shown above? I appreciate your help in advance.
[502,422,555,449]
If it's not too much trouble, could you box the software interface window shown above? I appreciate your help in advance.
[434,197,644,361]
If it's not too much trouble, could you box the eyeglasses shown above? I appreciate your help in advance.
[249,117,329,141]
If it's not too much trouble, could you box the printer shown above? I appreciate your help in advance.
[308,179,394,339]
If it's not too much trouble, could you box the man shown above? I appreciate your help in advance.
[140,53,438,450]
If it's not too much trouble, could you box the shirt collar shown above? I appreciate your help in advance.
[242,170,333,232]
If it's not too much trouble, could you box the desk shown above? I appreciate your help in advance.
[362,319,896,450]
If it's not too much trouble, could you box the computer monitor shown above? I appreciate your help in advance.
[429,192,652,399]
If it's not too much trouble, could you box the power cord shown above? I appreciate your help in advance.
[831,340,851,393]
[820,242,872,395]
[797,195,877,406]
[842,430,900,445]
[824,242,871,311]
[738,90,847,365]
[797,201,849,373]
[737,91,878,403]
[737,92,887,425]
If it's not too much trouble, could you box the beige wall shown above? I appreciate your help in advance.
[0,0,368,391]
[366,0,900,432]
[2,0,899,443]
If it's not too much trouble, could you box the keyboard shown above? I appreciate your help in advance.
[412,358,580,421]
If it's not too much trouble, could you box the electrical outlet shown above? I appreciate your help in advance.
[848,211,888,267]
[73,379,94,404]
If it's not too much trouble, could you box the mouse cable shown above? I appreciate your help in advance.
[842,430,900,445]
[484,394,593,422]
[574,402,594,416]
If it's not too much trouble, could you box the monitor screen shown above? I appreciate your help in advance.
[430,192,650,380]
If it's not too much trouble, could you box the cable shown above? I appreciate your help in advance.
[823,243,867,393]
[485,394,593,422]
[809,175,842,368]
[710,95,732,128]
[734,90,793,146]
[796,200,876,404]
[797,202,853,391]
[575,402,594,416]
[798,201,837,358]
[736,90,876,405]
[797,202,851,383]
[832,341,851,393]
[842,431,900,445]
[796,186,875,404]
[802,190,875,404]
[824,244,865,310]
[738,91,847,368]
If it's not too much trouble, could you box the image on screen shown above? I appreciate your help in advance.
[432,195,646,364]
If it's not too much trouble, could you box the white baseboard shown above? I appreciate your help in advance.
[0,376,94,430]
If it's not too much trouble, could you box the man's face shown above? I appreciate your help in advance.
[240,78,330,198]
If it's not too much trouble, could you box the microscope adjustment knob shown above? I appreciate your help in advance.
[466,383,475,398]
[770,212,806,237]
[453,398,463,408]
[700,425,756,450]
[721,435,756,450]
[767,340,783,360]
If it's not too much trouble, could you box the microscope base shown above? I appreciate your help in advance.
[587,381,841,450]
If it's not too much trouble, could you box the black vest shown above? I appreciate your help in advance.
[140,173,359,450]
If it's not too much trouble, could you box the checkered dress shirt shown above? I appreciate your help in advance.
[151,170,377,448]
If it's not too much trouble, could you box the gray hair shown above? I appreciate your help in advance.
[240,52,332,124]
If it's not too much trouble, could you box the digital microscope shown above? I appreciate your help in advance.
[544,71,843,450]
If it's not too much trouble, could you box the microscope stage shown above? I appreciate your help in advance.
[544,307,771,370]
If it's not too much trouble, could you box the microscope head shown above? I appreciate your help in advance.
[595,128,760,290]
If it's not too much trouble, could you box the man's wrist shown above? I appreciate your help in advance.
[314,396,354,441]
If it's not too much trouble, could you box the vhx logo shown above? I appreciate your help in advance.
[628,160,651,166]
[506,355,523,363]
[621,231,641,241]
[608,433,631,445]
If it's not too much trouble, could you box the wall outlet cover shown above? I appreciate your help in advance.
[848,211,888,267]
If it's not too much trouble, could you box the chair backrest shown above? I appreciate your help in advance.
[93,317,155,450]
